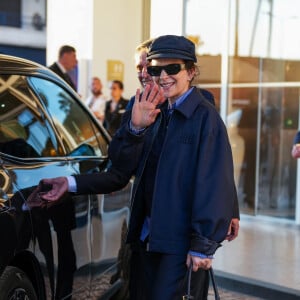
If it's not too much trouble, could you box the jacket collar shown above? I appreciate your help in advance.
[175,87,205,119]
[158,87,206,119]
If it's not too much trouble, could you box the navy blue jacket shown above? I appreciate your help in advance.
[109,87,237,256]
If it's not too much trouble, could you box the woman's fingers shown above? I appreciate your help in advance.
[146,84,159,103]
[139,84,162,103]
[157,88,166,105]
[149,108,161,120]
[132,84,164,128]
[135,88,141,103]
[139,84,151,102]
[136,83,165,107]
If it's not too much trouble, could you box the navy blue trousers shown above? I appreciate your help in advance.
[129,241,209,300]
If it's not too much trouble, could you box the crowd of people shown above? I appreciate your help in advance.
[84,77,129,136]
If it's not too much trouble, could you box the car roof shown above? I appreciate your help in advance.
[0,54,72,90]
[0,54,49,73]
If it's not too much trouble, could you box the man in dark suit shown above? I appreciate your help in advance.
[49,45,78,91]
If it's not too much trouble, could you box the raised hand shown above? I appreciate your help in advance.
[131,83,165,130]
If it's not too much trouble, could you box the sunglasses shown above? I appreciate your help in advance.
[147,63,186,76]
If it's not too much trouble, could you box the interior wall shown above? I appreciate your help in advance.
[46,0,93,97]
[92,0,144,99]
[150,0,183,38]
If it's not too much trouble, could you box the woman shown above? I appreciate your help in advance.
[112,35,237,299]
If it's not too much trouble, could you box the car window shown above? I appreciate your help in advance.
[0,74,58,158]
[29,77,108,157]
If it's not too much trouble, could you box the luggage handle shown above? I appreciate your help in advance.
[183,263,220,300]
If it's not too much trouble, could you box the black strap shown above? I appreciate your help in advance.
[209,267,220,300]
[183,263,220,300]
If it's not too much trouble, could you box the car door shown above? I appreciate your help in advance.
[29,76,132,299]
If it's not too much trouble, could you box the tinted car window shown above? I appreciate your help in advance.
[29,77,108,157]
[0,74,57,158]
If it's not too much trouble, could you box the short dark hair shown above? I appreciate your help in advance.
[184,60,199,84]
[112,80,124,90]
[58,45,76,58]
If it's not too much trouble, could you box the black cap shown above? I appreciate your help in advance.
[147,35,197,62]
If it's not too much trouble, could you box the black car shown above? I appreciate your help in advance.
[0,54,131,300]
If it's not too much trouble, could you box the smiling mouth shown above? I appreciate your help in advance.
[142,79,153,86]
[160,82,174,89]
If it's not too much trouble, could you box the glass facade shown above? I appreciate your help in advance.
[184,0,300,221]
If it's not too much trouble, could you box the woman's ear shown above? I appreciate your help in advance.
[187,69,195,81]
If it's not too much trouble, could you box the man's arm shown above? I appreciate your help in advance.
[34,84,165,206]
[33,166,132,205]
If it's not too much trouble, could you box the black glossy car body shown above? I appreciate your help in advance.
[0,54,131,300]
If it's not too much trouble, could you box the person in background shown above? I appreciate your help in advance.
[135,39,154,88]
[124,39,155,116]
[85,76,107,123]
[49,45,78,91]
[104,80,128,136]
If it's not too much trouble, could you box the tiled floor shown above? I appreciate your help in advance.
[212,215,300,297]
[208,287,264,299]
[87,215,300,299]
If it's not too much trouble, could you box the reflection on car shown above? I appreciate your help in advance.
[0,54,132,300]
